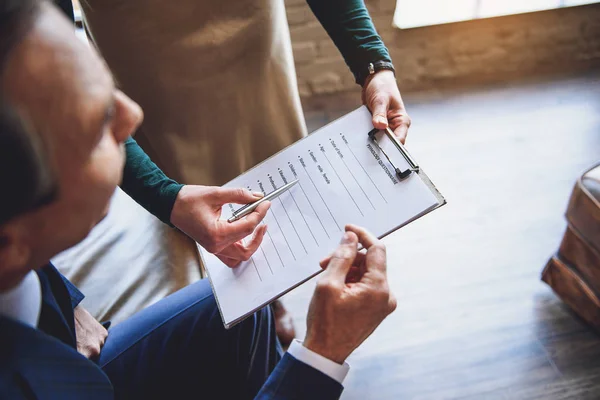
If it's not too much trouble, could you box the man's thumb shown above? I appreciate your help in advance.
[325,232,358,281]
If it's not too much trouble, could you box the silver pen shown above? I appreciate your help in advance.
[227,179,299,223]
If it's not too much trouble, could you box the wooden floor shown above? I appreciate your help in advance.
[283,71,600,400]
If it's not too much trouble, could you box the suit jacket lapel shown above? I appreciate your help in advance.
[36,266,77,348]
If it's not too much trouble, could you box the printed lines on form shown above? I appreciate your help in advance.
[319,144,365,217]
[339,132,387,204]
[299,156,342,231]
[330,137,376,210]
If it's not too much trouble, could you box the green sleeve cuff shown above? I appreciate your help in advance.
[121,137,184,226]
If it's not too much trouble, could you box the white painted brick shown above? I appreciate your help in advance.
[292,42,318,64]
[286,5,315,26]
[289,21,329,43]
[288,0,600,98]
[309,72,346,95]
[284,0,306,7]
[297,80,312,97]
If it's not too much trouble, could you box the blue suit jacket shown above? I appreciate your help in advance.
[0,265,343,399]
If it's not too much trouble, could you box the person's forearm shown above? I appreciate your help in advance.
[121,137,183,226]
[306,0,391,84]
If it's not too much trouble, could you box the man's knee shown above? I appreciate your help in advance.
[256,305,274,326]
[253,305,275,333]
[232,305,277,346]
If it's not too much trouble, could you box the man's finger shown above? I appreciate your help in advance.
[323,231,360,265]
[365,243,387,277]
[211,187,263,206]
[369,94,390,130]
[345,224,387,276]
[319,251,366,270]
[388,292,398,314]
[324,231,358,282]
[346,266,362,284]
[345,224,379,249]
[218,201,270,244]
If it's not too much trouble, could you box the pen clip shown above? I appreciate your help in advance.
[231,202,254,217]
[229,196,264,222]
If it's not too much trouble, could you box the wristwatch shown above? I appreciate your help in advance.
[356,61,396,86]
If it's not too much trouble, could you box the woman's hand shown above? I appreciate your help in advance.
[170,185,270,267]
[362,70,412,144]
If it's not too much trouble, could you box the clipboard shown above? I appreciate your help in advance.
[197,106,446,328]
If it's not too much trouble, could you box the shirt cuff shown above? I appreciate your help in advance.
[287,340,350,384]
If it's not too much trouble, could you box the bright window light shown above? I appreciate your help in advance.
[393,0,599,29]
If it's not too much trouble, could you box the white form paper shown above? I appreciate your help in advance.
[198,106,443,328]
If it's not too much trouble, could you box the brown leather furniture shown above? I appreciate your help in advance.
[542,162,600,330]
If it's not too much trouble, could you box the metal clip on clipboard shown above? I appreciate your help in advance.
[368,127,420,181]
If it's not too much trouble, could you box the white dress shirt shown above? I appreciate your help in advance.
[0,272,349,384]
[287,339,350,384]
[0,271,41,328]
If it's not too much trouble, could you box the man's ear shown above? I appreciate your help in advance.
[0,222,32,289]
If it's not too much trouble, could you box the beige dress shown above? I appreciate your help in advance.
[82,0,307,185]
[53,0,306,323]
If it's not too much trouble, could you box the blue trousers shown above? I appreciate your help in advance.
[97,279,282,399]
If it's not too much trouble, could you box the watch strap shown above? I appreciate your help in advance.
[356,61,395,86]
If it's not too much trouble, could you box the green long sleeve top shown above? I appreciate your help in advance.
[121,1,390,223]
[307,0,392,84]
[121,138,183,225]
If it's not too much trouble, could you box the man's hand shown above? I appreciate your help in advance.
[171,185,270,267]
[303,224,396,364]
[74,305,108,360]
[362,70,411,144]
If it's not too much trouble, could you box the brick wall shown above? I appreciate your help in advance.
[287,1,600,109]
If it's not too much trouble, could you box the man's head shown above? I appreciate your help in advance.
[0,0,143,290]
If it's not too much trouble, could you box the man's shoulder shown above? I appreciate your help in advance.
[0,316,114,400]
